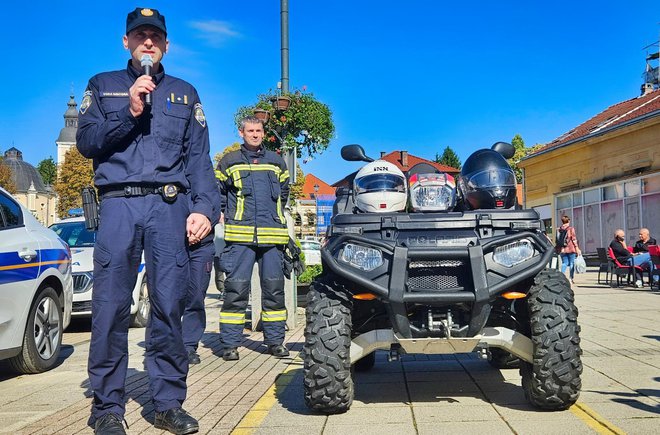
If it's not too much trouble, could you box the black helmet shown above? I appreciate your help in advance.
[458,148,517,210]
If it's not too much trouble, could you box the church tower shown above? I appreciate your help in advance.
[56,95,78,172]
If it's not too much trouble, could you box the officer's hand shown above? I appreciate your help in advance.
[187,213,212,245]
[129,75,156,117]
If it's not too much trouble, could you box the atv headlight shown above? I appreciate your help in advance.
[340,244,383,271]
[493,240,534,268]
[408,173,457,212]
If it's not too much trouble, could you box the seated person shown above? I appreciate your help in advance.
[633,228,657,253]
[610,229,653,286]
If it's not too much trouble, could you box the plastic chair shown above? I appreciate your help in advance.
[607,247,647,287]
[649,245,660,291]
[596,248,612,284]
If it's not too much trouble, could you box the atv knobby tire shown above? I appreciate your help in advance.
[520,269,582,410]
[303,278,354,413]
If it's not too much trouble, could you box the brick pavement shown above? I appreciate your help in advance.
[3,269,660,434]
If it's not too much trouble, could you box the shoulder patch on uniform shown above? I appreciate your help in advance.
[80,90,93,115]
[194,103,206,128]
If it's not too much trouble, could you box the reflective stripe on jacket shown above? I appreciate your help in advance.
[216,145,290,245]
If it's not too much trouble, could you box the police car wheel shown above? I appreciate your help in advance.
[7,286,63,374]
[130,276,150,328]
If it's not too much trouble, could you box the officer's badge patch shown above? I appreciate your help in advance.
[80,90,93,115]
[194,103,206,128]
[141,8,154,16]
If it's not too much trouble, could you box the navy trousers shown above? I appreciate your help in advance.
[88,193,190,418]
[218,244,286,348]
[182,235,215,351]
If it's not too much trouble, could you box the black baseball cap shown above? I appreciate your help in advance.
[126,7,167,35]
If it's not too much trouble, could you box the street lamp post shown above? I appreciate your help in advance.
[314,184,319,239]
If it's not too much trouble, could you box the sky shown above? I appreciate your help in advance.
[0,1,658,185]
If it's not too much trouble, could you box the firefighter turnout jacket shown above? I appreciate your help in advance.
[216,145,290,245]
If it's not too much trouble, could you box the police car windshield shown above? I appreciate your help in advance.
[49,221,96,247]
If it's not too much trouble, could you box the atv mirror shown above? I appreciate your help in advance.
[491,142,515,159]
[341,144,374,162]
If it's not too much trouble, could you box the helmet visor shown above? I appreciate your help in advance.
[466,169,516,189]
[355,174,406,194]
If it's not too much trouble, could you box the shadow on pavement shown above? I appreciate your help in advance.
[587,377,660,415]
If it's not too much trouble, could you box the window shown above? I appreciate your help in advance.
[583,188,601,204]
[572,192,582,206]
[0,192,22,229]
[294,213,302,226]
[642,174,660,194]
[307,213,315,226]
[624,180,641,197]
[557,195,572,210]
[603,184,623,201]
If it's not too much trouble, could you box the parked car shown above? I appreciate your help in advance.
[48,217,149,328]
[300,239,322,266]
[0,186,73,373]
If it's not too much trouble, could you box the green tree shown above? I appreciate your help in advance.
[54,148,94,217]
[213,142,241,167]
[37,157,57,186]
[0,157,16,194]
[508,134,542,183]
[289,164,305,201]
[434,146,462,169]
[235,89,334,160]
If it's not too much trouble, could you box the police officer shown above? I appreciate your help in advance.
[182,231,215,365]
[76,7,219,435]
[215,116,290,361]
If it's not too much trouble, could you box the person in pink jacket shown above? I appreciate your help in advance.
[557,216,581,284]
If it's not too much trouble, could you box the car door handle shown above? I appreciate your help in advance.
[18,249,38,262]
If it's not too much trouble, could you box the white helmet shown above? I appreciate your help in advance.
[353,160,407,213]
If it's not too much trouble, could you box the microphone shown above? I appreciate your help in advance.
[140,54,154,105]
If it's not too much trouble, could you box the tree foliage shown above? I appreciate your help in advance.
[54,148,94,217]
[508,134,542,183]
[213,142,242,167]
[435,146,462,170]
[0,157,16,194]
[235,89,334,160]
[289,164,305,201]
[37,157,57,186]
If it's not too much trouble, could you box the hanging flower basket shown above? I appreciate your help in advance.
[272,95,291,111]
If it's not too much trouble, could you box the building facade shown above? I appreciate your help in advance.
[292,174,334,239]
[519,87,660,255]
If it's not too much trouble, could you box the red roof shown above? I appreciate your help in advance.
[533,88,660,154]
[332,150,460,187]
[301,174,334,200]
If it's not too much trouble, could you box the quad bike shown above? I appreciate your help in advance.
[303,142,582,414]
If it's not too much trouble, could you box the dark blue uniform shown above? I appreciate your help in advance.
[215,145,290,348]
[77,61,219,419]
[182,232,215,353]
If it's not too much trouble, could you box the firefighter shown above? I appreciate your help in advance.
[215,116,290,361]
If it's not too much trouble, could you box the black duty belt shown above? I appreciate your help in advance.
[99,184,185,202]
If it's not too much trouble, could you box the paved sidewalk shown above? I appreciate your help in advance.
[1,269,659,434]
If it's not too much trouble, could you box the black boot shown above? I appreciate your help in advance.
[94,413,126,435]
[267,344,290,358]
[222,347,239,361]
[187,348,201,365]
[154,407,199,434]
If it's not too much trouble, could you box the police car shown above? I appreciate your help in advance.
[0,186,73,374]
[49,216,150,328]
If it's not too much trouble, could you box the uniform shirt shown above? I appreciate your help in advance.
[76,61,218,221]
[216,145,290,245]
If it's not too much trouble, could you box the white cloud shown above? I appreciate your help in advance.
[188,20,241,47]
